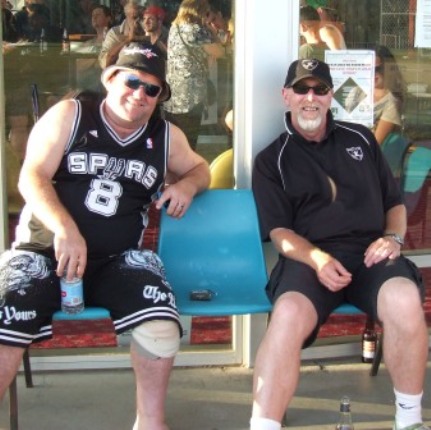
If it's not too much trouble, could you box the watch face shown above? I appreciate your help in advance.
[391,234,404,245]
[395,235,404,245]
[384,233,404,245]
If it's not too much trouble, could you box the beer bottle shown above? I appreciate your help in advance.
[361,318,377,363]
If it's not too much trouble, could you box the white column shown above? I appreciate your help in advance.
[233,0,300,367]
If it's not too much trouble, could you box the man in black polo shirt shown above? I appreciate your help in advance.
[250,58,429,430]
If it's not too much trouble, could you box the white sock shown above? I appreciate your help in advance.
[394,388,423,428]
[250,417,281,430]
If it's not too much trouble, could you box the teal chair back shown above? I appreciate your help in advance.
[401,141,431,216]
[157,189,271,315]
[402,142,431,194]
[381,132,411,178]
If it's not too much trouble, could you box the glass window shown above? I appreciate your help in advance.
[299,0,431,254]
[2,0,234,352]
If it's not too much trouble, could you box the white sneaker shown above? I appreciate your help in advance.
[393,423,431,430]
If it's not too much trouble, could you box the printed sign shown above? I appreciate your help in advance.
[325,50,375,128]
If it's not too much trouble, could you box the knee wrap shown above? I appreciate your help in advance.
[131,320,180,359]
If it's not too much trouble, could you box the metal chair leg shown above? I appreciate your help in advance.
[370,331,383,377]
[23,349,33,388]
[9,376,18,430]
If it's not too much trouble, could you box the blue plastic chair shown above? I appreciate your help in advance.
[158,189,381,374]
[158,189,270,315]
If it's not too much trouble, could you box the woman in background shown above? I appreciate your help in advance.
[164,0,224,151]
[373,44,406,145]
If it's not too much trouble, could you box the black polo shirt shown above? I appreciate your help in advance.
[252,112,403,253]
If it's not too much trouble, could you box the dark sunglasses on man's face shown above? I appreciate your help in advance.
[123,74,162,98]
[291,84,331,96]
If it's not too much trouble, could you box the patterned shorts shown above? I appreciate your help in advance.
[0,249,181,348]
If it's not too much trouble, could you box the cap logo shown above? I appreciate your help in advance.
[301,60,319,71]
[122,46,159,59]
[301,59,319,71]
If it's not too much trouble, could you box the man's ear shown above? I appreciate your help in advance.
[281,87,291,107]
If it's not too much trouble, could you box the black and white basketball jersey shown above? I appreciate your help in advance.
[15,97,170,258]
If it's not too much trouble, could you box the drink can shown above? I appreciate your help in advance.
[60,276,84,314]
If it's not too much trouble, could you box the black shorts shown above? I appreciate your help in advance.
[0,249,181,348]
[266,250,424,348]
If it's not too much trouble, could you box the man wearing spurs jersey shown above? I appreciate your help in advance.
[0,42,210,430]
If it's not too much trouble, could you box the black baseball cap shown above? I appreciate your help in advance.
[284,58,333,89]
[101,42,171,101]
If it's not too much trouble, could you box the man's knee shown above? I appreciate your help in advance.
[378,277,424,323]
[131,320,180,360]
[379,277,422,306]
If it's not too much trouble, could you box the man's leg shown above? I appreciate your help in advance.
[251,292,318,428]
[0,345,25,401]
[131,342,174,430]
[90,251,181,429]
[377,277,429,428]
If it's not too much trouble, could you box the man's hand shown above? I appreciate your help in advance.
[126,18,146,41]
[155,181,196,219]
[313,250,352,292]
[54,226,87,280]
[363,236,401,268]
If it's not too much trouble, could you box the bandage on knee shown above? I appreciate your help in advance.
[131,320,180,359]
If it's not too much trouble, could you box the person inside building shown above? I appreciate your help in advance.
[0,42,211,430]
[14,0,50,40]
[314,5,346,50]
[66,0,99,34]
[163,0,225,151]
[250,58,429,430]
[72,4,113,91]
[372,44,406,145]
[1,0,18,42]
[299,5,328,60]
[99,0,146,69]
[299,4,346,60]
[3,0,61,161]
[142,5,169,59]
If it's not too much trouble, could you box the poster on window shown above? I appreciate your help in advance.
[415,0,431,48]
[324,50,375,128]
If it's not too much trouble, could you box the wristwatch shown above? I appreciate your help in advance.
[383,232,404,246]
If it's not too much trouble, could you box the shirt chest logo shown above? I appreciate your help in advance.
[346,146,364,161]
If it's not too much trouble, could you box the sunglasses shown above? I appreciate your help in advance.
[291,84,331,96]
[123,74,162,98]
[375,65,384,74]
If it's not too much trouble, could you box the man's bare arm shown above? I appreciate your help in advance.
[18,100,87,279]
[270,227,352,291]
[155,124,210,217]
